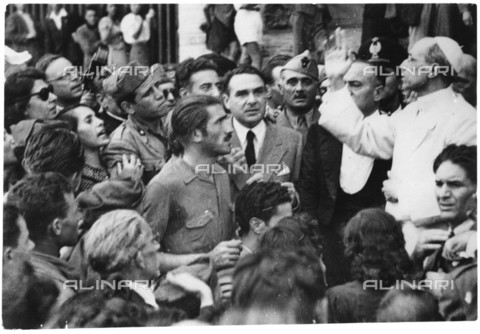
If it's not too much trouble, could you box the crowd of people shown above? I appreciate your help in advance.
[3,3,478,329]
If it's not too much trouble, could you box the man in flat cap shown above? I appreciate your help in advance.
[102,64,170,184]
[319,33,476,251]
[298,37,407,286]
[276,50,320,142]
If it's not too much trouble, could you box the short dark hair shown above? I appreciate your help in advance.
[85,4,98,13]
[7,172,72,243]
[169,95,222,155]
[262,55,292,85]
[197,53,237,77]
[175,57,219,90]
[433,145,477,184]
[23,128,85,178]
[223,64,267,95]
[343,208,413,286]
[376,287,443,322]
[260,216,319,256]
[3,203,22,249]
[5,68,46,130]
[235,181,291,236]
[35,53,62,73]
[56,103,92,131]
[232,249,327,324]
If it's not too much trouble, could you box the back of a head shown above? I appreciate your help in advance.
[3,203,22,250]
[235,181,291,237]
[169,94,221,156]
[260,216,316,253]
[232,249,326,323]
[84,210,148,278]
[197,53,237,77]
[52,288,149,328]
[5,68,46,130]
[2,255,60,329]
[262,54,292,85]
[7,172,72,244]
[23,128,85,178]
[343,208,412,284]
[376,287,443,322]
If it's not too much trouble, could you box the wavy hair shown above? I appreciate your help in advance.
[343,208,413,286]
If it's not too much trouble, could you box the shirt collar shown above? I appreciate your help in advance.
[128,115,166,138]
[232,117,267,145]
[174,156,224,185]
[416,85,457,113]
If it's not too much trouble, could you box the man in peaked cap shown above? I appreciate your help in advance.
[276,50,320,142]
[102,64,170,184]
[356,36,408,114]
[319,33,476,240]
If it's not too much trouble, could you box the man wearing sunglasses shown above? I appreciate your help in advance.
[102,64,170,185]
[36,54,83,108]
[5,68,58,131]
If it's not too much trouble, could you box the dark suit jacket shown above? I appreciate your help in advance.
[44,13,83,66]
[299,124,390,227]
[230,122,303,197]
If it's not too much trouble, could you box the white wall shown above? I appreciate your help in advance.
[178,4,209,61]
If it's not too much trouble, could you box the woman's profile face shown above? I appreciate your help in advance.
[71,106,110,149]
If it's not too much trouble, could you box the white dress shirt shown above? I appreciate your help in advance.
[233,118,267,159]
[340,111,381,194]
[49,8,68,31]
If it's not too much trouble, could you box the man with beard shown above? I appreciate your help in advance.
[275,50,320,142]
[102,64,170,184]
[140,95,241,271]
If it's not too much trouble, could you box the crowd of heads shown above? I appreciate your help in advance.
[3,3,478,329]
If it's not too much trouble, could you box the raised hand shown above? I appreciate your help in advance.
[324,28,353,83]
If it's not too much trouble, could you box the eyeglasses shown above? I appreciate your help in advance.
[47,71,80,83]
[162,88,178,100]
[12,85,54,103]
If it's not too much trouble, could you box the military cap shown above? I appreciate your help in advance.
[357,37,408,68]
[103,63,153,102]
[281,50,319,80]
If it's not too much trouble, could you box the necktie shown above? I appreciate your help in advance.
[297,115,308,137]
[245,130,256,167]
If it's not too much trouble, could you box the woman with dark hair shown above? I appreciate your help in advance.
[327,208,415,323]
[57,104,142,192]
[98,4,128,67]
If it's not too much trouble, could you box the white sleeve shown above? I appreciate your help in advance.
[318,87,395,159]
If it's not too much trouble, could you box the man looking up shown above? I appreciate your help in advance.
[319,32,476,221]
[140,95,241,271]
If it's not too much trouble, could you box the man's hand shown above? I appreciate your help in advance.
[442,230,477,261]
[411,228,450,263]
[280,182,296,203]
[80,91,97,109]
[208,239,242,269]
[324,28,353,90]
[115,154,143,181]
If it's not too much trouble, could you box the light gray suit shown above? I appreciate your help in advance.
[230,121,303,197]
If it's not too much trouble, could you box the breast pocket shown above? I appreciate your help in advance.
[184,210,215,252]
